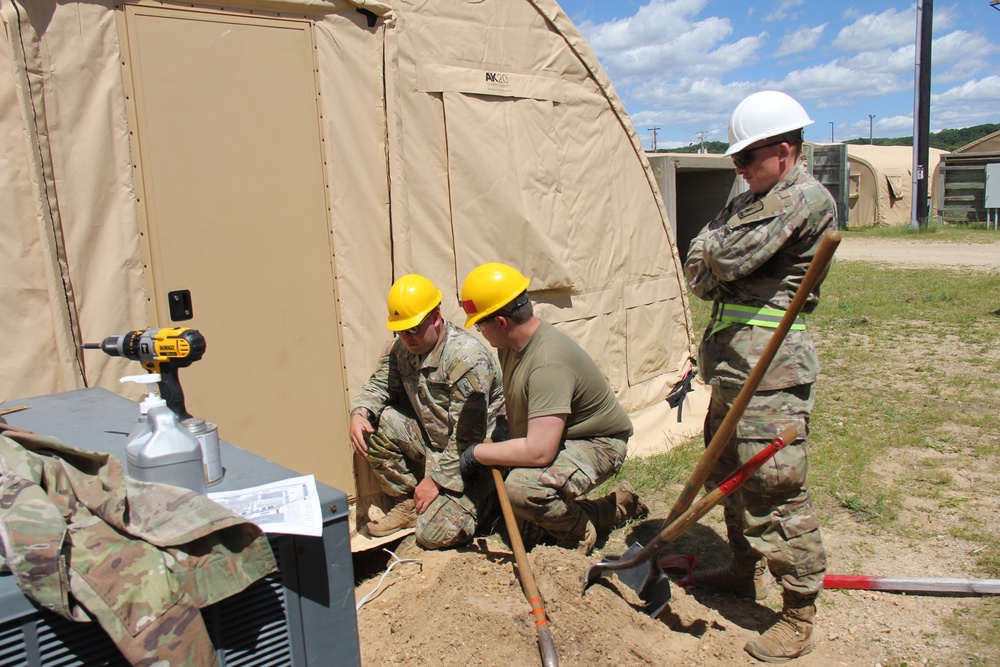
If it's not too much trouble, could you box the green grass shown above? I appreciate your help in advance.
[601,256,1000,660]
[842,223,1000,243]
[615,261,1000,541]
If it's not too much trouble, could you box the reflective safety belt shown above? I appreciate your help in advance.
[709,302,805,336]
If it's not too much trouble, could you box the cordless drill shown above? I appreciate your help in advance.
[83,327,206,420]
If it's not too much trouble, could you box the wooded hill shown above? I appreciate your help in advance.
[657,123,999,155]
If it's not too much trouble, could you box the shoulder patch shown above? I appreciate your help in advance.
[456,377,475,399]
[380,340,393,358]
[448,359,485,397]
[728,192,795,228]
[737,200,764,219]
[449,360,472,383]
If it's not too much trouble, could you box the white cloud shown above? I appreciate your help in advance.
[930,31,1000,83]
[771,61,909,104]
[834,8,916,51]
[577,0,786,85]
[842,45,915,77]
[931,76,1000,129]
[775,24,827,57]
[764,0,806,23]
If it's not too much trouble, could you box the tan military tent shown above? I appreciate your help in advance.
[846,145,946,228]
[1,0,702,502]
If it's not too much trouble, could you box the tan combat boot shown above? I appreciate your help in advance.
[555,513,598,555]
[744,592,816,663]
[578,481,650,532]
[366,497,417,537]
[690,550,769,600]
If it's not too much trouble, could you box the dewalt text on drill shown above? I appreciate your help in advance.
[83,327,206,420]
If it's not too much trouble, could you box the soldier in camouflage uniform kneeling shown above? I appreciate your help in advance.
[683,91,835,663]
[349,274,505,549]
[456,263,648,556]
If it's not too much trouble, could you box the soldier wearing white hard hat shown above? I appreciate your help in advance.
[683,90,836,662]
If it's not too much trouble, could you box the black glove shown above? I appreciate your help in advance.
[459,443,482,481]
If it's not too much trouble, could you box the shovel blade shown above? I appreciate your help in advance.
[594,542,672,617]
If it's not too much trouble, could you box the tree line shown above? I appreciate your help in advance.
[657,123,999,154]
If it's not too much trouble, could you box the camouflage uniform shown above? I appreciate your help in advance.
[683,160,835,597]
[0,425,276,667]
[351,320,505,549]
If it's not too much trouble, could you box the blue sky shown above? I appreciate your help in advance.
[557,0,1000,150]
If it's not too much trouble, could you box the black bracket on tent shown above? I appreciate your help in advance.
[665,360,697,422]
[356,8,378,28]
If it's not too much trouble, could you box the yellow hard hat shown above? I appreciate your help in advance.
[386,274,443,331]
[459,263,530,328]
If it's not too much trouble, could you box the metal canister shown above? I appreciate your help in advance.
[181,416,224,485]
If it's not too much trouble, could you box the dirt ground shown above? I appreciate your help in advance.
[833,236,1000,270]
[353,238,999,667]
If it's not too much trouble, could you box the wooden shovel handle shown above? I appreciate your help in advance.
[665,230,840,527]
[492,467,558,667]
[656,425,798,544]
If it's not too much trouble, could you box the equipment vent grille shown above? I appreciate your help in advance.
[0,546,291,666]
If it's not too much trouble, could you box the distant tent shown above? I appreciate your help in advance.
[846,145,947,228]
[953,130,1000,154]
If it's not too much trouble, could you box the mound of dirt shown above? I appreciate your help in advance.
[354,501,995,667]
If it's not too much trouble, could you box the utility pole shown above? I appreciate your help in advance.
[868,115,875,144]
[648,126,660,152]
[829,122,834,142]
[697,131,707,154]
[910,0,933,229]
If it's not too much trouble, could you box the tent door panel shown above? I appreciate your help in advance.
[440,92,573,293]
[123,5,353,494]
[623,278,685,387]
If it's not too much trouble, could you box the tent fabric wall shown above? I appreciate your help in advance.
[384,0,695,421]
[1,0,700,494]
[846,145,945,228]
[1,0,148,400]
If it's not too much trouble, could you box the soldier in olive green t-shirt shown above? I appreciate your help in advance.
[456,263,648,555]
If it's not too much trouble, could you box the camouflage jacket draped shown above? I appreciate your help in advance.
[684,161,837,390]
[0,425,276,667]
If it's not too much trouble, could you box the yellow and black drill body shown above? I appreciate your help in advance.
[84,327,206,420]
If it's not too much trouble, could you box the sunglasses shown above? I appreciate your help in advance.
[474,315,497,332]
[731,139,787,169]
[399,313,431,335]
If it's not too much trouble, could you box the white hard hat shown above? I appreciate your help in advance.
[725,90,814,156]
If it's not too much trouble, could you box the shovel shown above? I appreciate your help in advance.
[582,229,841,615]
[583,426,797,617]
[492,467,558,667]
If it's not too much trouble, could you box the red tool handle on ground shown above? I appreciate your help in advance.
[824,575,1000,595]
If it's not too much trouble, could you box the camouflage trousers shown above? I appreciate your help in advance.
[366,405,495,550]
[504,435,627,540]
[705,382,827,597]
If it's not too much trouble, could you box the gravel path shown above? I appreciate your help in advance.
[835,236,1000,269]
